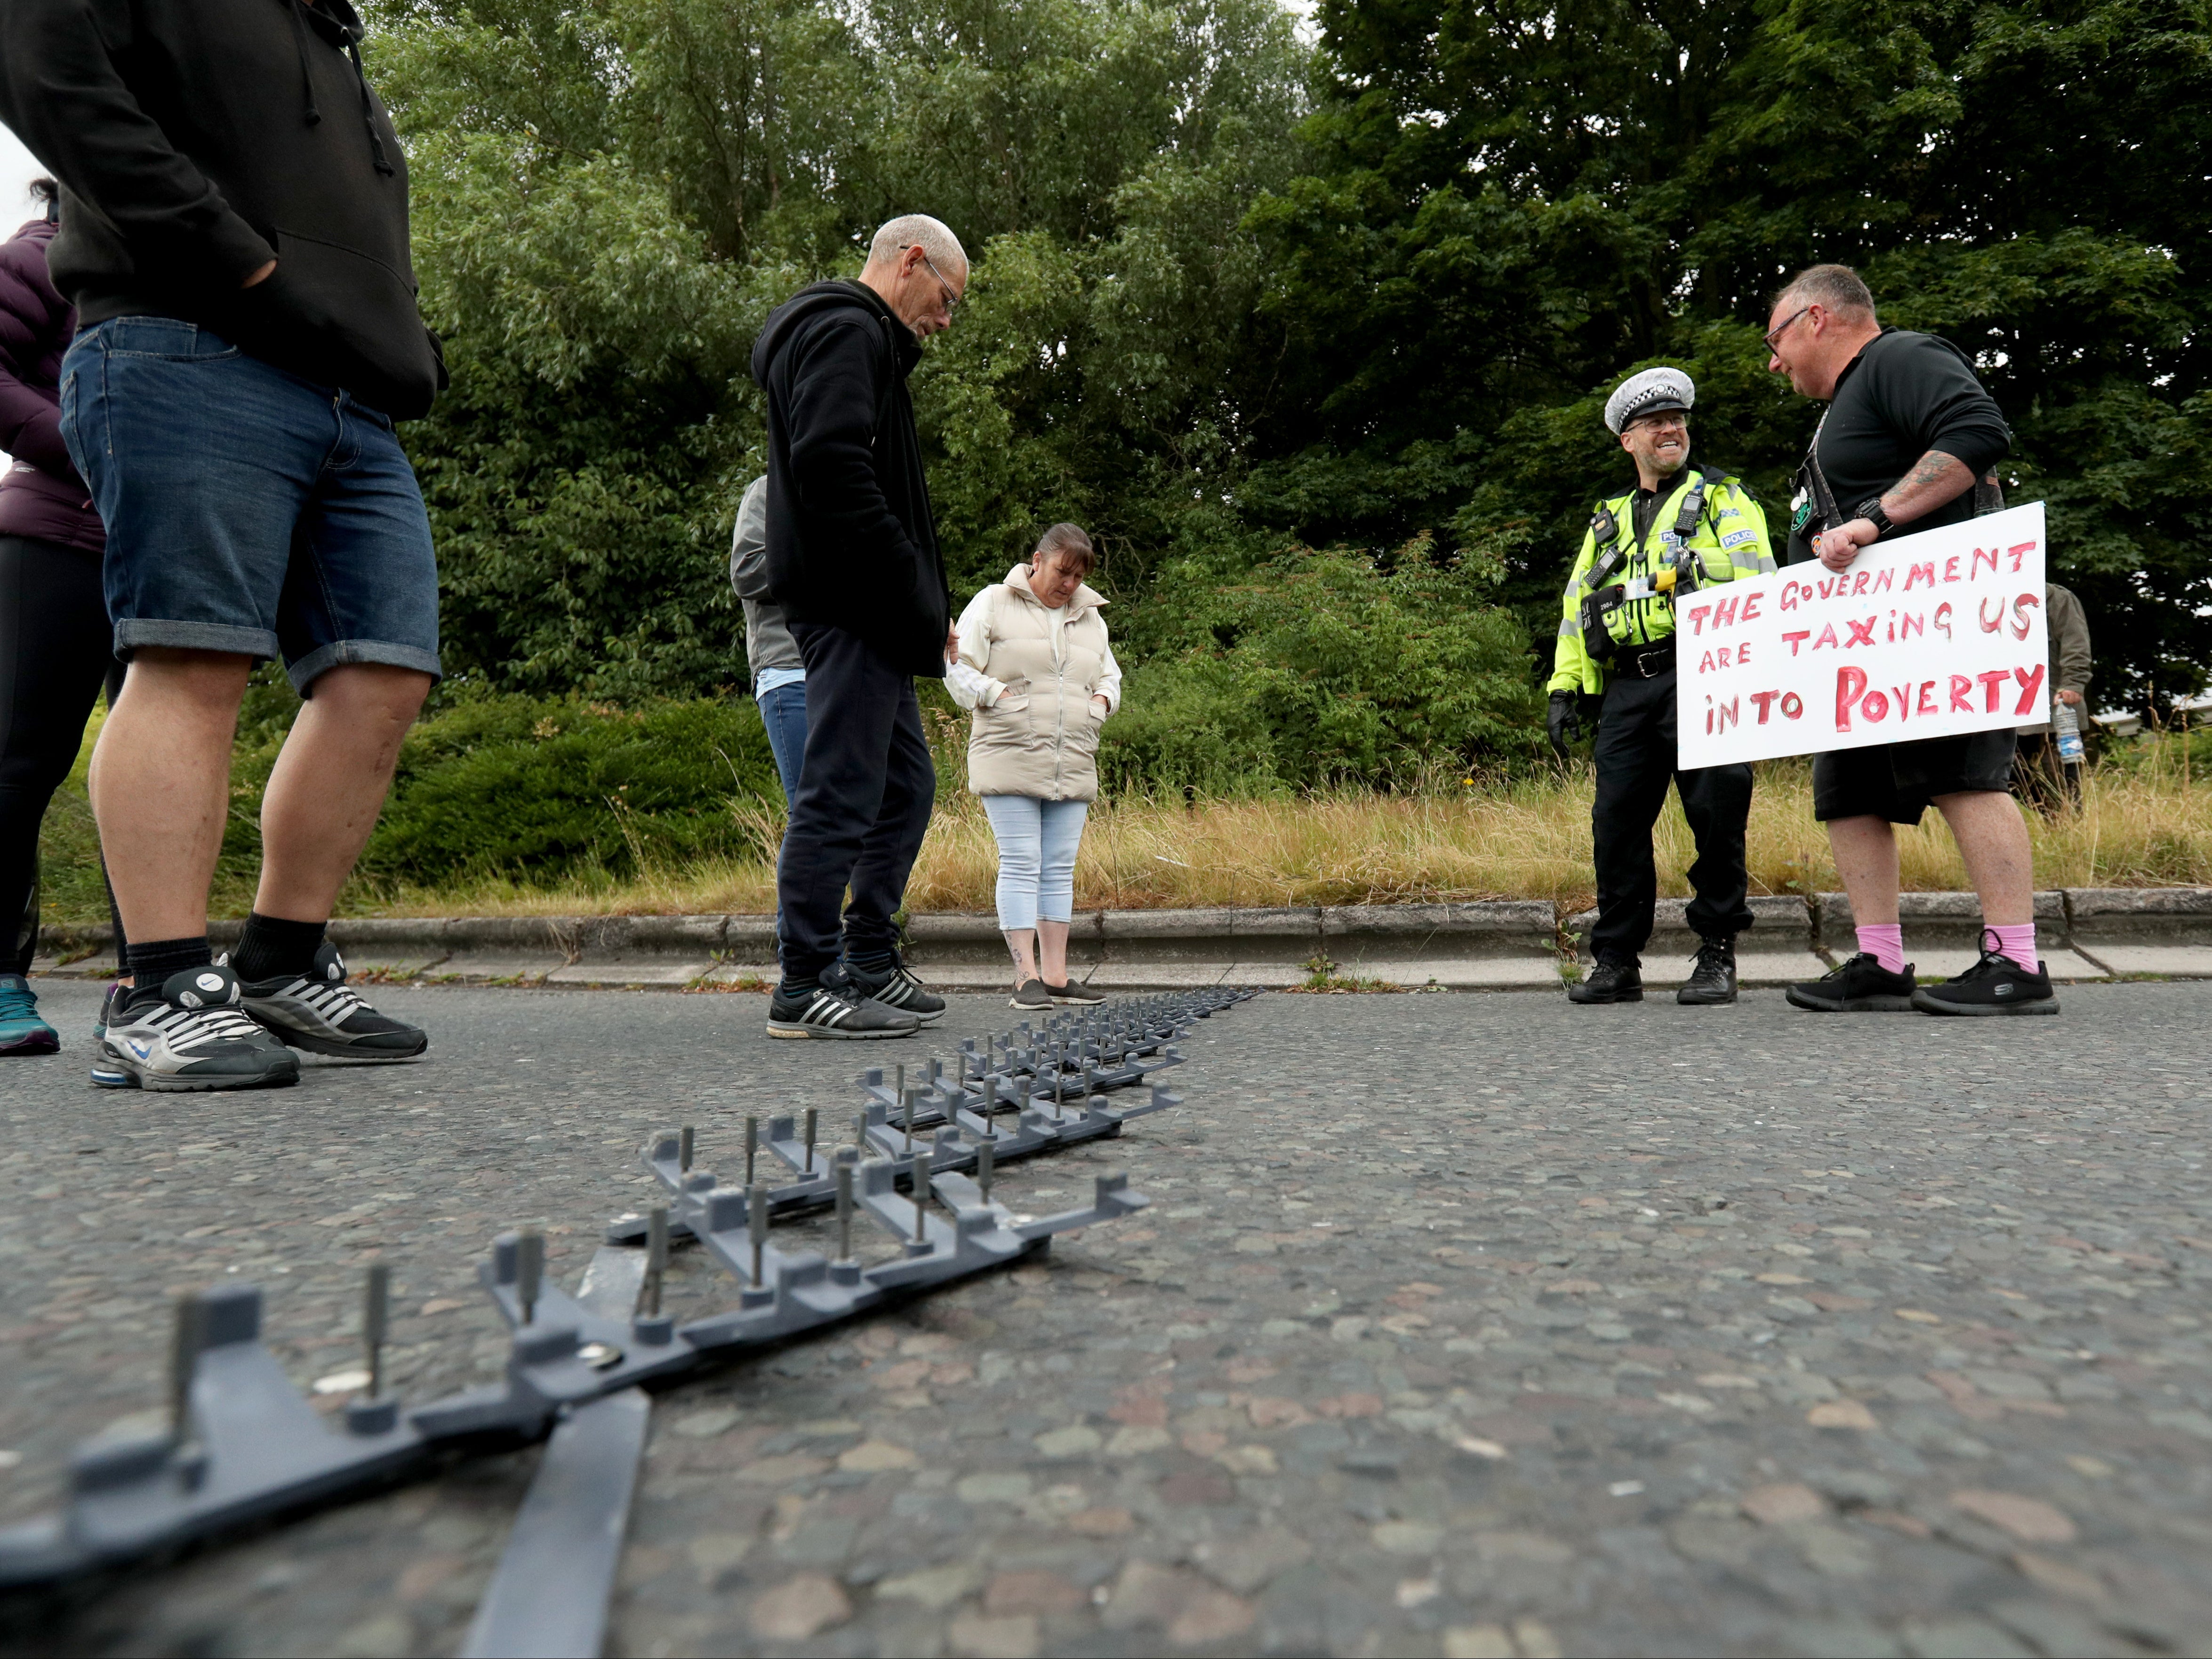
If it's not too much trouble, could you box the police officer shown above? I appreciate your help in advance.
[1548,368,1775,1005]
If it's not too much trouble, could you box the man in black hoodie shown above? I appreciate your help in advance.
[0,0,446,1091]
[751,214,962,1039]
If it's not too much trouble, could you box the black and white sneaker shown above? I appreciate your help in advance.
[1786,952,1918,1012]
[89,981,130,1086]
[1046,980,1105,1006]
[1912,935,2059,1016]
[842,953,946,1024]
[1010,977,1051,1011]
[767,967,922,1040]
[222,942,429,1059]
[95,964,299,1092]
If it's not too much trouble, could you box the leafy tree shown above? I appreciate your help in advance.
[370,0,1312,695]
[1103,541,1543,792]
[1252,0,2212,712]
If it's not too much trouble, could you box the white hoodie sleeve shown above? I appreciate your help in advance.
[1093,636,1122,715]
[944,588,1004,711]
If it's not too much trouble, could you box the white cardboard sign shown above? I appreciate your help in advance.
[1675,502,2048,769]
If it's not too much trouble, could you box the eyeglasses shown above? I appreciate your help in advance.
[913,247,962,313]
[1764,305,1812,351]
[1630,410,1689,431]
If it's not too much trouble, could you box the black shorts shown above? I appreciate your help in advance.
[1811,730,2019,825]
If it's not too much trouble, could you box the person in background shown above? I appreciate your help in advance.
[2014,580,2092,811]
[0,180,121,1056]
[729,474,805,800]
[1764,263,2052,1016]
[5,0,449,1090]
[946,524,1119,1011]
[1547,368,1772,1007]
[752,215,963,1039]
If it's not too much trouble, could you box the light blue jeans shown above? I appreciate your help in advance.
[981,796,1089,931]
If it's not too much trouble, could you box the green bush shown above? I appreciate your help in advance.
[1101,541,1544,793]
[356,694,781,885]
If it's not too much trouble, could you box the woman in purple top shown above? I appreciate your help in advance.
[0,180,122,1055]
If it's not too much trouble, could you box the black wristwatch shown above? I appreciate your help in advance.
[1855,497,1895,539]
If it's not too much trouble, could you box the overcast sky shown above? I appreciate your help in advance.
[0,122,45,225]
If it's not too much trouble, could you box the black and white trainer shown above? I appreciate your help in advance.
[94,964,299,1092]
[767,967,922,1040]
[1911,935,2059,1016]
[842,953,947,1023]
[1785,953,1917,1013]
[222,941,429,1059]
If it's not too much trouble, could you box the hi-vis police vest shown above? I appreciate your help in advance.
[1548,469,1775,695]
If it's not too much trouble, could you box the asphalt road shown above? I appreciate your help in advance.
[1,978,2208,1659]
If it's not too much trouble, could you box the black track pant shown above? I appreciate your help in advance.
[0,534,124,975]
[1589,666,1754,967]
[776,622,938,986]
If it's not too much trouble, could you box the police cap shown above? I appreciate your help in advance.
[1604,367,1695,436]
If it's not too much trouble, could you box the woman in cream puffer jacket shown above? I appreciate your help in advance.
[946,524,1122,1009]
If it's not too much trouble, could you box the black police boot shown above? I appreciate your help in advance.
[1568,958,1643,1004]
[1677,936,1738,1005]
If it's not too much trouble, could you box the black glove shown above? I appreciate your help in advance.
[1547,690,1581,758]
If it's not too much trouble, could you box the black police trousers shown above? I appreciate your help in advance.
[1589,666,1754,967]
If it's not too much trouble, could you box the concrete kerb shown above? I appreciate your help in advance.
[29,889,2212,988]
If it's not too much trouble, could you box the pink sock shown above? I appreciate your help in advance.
[1989,923,2038,972]
[1856,924,1905,975]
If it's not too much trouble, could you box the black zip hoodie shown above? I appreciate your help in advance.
[750,279,949,677]
[0,0,445,419]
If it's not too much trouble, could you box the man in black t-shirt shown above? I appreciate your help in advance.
[1763,264,2056,1017]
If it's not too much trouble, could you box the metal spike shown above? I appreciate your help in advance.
[745,1116,759,1187]
[679,1125,695,1173]
[835,1163,855,1263]
[516,1228,544,1324]
[644,1206,668,1317]
[903,1085,916,1152]
[363,1263,391,1398]
[804,1107,818,1174]
[978,1135,994,1206]
[748,1183,769,1286]
[168,1292,203,1447]
[913,1154,929,1243]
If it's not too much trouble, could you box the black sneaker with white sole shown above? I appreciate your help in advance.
[1785,952,1918,1012]
[767,967,922,1040]
[222,941,429,1059]
[1911,937,2059,1016]
[842,953,946,1023]
[1010,977,1051,1011]
[1046,980,1105,1006]
[95,964,299,1092]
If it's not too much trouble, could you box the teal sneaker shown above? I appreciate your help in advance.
[0,973,59,1055]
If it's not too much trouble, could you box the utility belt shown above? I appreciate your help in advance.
[1612,638,1675,680]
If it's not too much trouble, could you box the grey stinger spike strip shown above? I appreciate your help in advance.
[601,984,1243,1245]
[0,987,1256,1592]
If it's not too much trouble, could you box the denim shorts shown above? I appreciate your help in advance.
[58,317,441,693]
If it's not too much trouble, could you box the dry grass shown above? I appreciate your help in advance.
[349,755,2212,918]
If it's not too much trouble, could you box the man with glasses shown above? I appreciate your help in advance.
[750,215,966,1038]
[1550,368,1775,1006]
[1762,263,2052,1016]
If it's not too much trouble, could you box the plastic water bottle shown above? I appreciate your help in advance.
[2053,700,2085,762]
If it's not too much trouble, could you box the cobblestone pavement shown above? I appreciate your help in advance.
[2,978,2209,1659]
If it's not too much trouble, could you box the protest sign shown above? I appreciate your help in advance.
[1675,502,2048,770]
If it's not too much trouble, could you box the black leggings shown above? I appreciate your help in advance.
[0,534,123,975]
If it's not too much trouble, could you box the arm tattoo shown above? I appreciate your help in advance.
[1883,449,1972,523]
